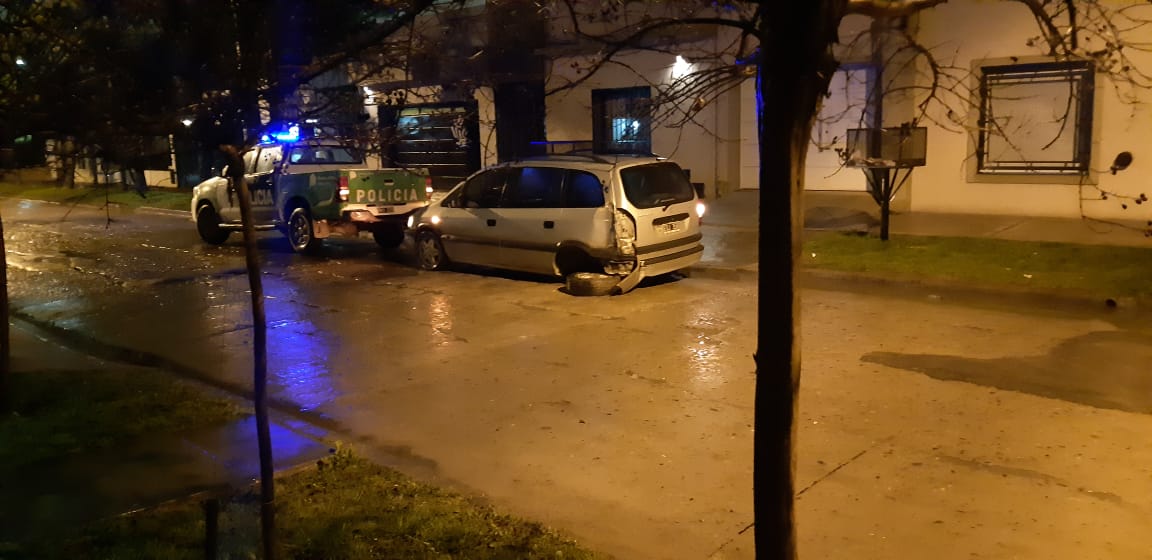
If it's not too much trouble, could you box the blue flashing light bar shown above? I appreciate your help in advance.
[260,124,300,145]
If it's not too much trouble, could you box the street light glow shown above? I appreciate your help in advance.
[181,118,193,127]
[15,57,26,66]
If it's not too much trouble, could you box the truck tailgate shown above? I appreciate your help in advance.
[343,170,426,205]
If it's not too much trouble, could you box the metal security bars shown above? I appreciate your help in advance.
[976,60,1094,175]
[592,87,652,155]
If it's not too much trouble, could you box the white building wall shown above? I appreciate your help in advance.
[914,0,1152,220]
[546,49,723,196]
[543,2,1152,219]
[740,14,874,193]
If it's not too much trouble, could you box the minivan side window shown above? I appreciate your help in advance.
[504,167,565,208]
[565,171,605,208]
[619,162,695,208]
[460,169,507,208]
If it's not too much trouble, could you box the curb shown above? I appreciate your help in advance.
[802,269,1141,311]
[688,263,1146,313]
[137,206,190,217]
[9,308,347,434]
[690,263,759,283]
[0,194,190,217]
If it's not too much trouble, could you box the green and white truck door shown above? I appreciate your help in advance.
[219,149,259,223]
[248,145,282,224]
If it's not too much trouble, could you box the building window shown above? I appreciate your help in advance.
[976,60,1094,175]
[592,87,651,154]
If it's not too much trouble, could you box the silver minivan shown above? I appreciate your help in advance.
[407,153,705,294]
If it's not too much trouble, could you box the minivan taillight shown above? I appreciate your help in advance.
[338,176,349,202]
[425,176,433,200]
[613,209,637,256]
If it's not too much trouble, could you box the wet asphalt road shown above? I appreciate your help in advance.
[5,198,1152,559]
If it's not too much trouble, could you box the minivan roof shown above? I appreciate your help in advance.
[516,152,670,170]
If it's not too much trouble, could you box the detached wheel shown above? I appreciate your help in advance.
[196,204,230,245]
[566,272,621,297]
[287,206,320,254]
[373,226,405,249]
[415,231,448,271]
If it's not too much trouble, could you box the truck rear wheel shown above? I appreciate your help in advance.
[196,204,231,245]
[372,226,405,249]
[287,206,320,254]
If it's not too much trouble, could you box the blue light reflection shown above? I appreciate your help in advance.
[261,274,337,412]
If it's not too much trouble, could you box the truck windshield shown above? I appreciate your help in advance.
[619,162,695,209]
[287,146,363,165]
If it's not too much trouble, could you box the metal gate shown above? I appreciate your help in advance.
[383,102,480,191]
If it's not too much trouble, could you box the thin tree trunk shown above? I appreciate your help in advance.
[0,211,9,415]
[222,145,276,560]
[754,2,845,557]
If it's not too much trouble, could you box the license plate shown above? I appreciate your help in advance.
[660,222,682,233]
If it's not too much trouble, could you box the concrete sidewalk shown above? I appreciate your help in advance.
[697,189,1152,276]
[2,319,332,543]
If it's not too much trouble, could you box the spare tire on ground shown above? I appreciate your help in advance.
[566,272,621,297]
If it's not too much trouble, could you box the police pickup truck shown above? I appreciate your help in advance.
[191,140,430,253]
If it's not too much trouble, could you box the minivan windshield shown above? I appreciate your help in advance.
[619,162,695,209]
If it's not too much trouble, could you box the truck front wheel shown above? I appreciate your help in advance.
[196,204,231,245]
[372,225,405,249]
[287,206,320,254]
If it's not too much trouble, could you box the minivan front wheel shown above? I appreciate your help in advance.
[287,206,320,254]
[416,231,448,270]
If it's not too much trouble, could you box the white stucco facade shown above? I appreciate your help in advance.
[545,49,736,198]
[898,0,1148,221]
[532,1,1152,222]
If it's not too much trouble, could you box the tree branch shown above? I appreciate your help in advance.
[846,0,950,18]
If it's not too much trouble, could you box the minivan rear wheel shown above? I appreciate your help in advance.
[566,272,620,297]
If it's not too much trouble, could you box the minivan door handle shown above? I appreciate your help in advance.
[486,219,497,227]
[543,220,554,229]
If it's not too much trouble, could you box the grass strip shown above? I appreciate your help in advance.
[805,232,1152,299]
[0,368,247,469]
[41,450,603,560]
[0,182,191,211]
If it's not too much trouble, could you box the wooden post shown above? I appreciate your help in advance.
[203,498,219,560]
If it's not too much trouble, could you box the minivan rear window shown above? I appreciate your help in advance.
[619,162,695,209]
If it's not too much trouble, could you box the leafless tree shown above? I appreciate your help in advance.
[547,0,1152,557]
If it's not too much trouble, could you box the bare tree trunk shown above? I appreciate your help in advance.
[754,2,845,557]
[222,145,277,560]
[62,137,76,189]
[0,211,9,415]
